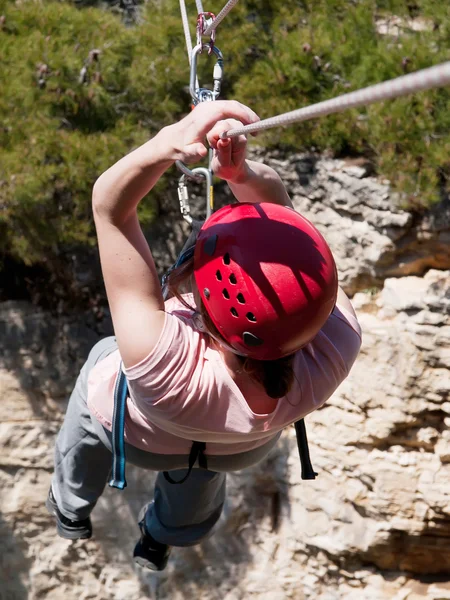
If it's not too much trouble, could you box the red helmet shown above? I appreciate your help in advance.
[193,202,338,360]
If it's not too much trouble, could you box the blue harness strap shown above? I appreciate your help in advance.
[109,364,128,490]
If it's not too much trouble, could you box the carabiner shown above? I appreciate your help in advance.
[177,167,214,225]
[177,177,193,225]
[189,43,224,105]
[192,167,214,219]
[176,160,204,183]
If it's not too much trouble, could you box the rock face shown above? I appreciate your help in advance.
[71,151,450,301]
[1,156,449,600]
[260,152,450,294]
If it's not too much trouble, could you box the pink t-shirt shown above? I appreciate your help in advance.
[87,295,361,455]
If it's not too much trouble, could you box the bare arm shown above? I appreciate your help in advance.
[227,160,293,208]
[207,119,293,208]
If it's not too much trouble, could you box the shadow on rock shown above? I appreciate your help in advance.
[0,301,113,416]
[116,434,296,599]
[0,512,31,600]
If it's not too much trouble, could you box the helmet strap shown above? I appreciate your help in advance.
[193,312,247,357]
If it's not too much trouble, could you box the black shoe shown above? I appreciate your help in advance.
[45,487,92,540]
[133,504,171,571]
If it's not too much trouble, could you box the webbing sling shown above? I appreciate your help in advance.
[295,419,317,480]
[109,365,128,489]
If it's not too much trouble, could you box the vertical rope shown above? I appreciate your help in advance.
[195,0,204,14]
[179,0,193,64]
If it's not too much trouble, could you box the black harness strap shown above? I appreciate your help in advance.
[163,441,208,484]
[295,419,317,480]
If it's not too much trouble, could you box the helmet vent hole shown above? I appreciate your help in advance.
[237,293,245,304]
[229,274,237,285]
[246,312,257,322]
[230,307,238,318]
[216,270,222,281]
[222,288,230,299]
[223,253,231,265]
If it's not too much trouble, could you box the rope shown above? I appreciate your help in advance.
[223,61,450,138]
[195,0,204,14]
[179,0,194,64]
[203,0,240,36]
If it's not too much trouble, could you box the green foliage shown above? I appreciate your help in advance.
[0,0,449,283]
[232,0,450,205]
[0,0,182,270]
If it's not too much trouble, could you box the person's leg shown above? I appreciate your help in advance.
[133,468,226,570]
[145,469,226,547]
[50,337,118,523]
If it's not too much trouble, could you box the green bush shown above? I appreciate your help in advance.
[0,0,449,286]
[233,0,450,205]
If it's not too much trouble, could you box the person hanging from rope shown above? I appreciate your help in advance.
[46,100,362,571]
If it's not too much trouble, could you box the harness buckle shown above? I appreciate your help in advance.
[196,12,216,54]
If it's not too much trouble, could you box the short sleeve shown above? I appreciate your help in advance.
[321,303,362,373]
[294,303,362,411]
[123,309,202,404]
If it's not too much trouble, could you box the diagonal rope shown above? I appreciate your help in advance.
[195,0,204,14]
[222,61,450,138]
[202,0,240,36]
[179,0,194,64]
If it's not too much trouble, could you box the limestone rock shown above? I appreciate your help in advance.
[151,150,450,298]
[1,270,449,599]
[63,152,450,305]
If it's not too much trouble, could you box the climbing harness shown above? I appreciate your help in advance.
[109,2,450,490]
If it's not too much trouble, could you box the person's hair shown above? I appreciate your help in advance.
[166,255,295,399]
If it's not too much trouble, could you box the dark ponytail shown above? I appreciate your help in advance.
[239,355,295,399]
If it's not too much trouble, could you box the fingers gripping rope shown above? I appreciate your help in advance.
[222,61,450,138]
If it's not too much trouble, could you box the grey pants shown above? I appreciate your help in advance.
[52,337,280,547]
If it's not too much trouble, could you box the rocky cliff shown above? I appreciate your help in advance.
[1,154,449,600]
